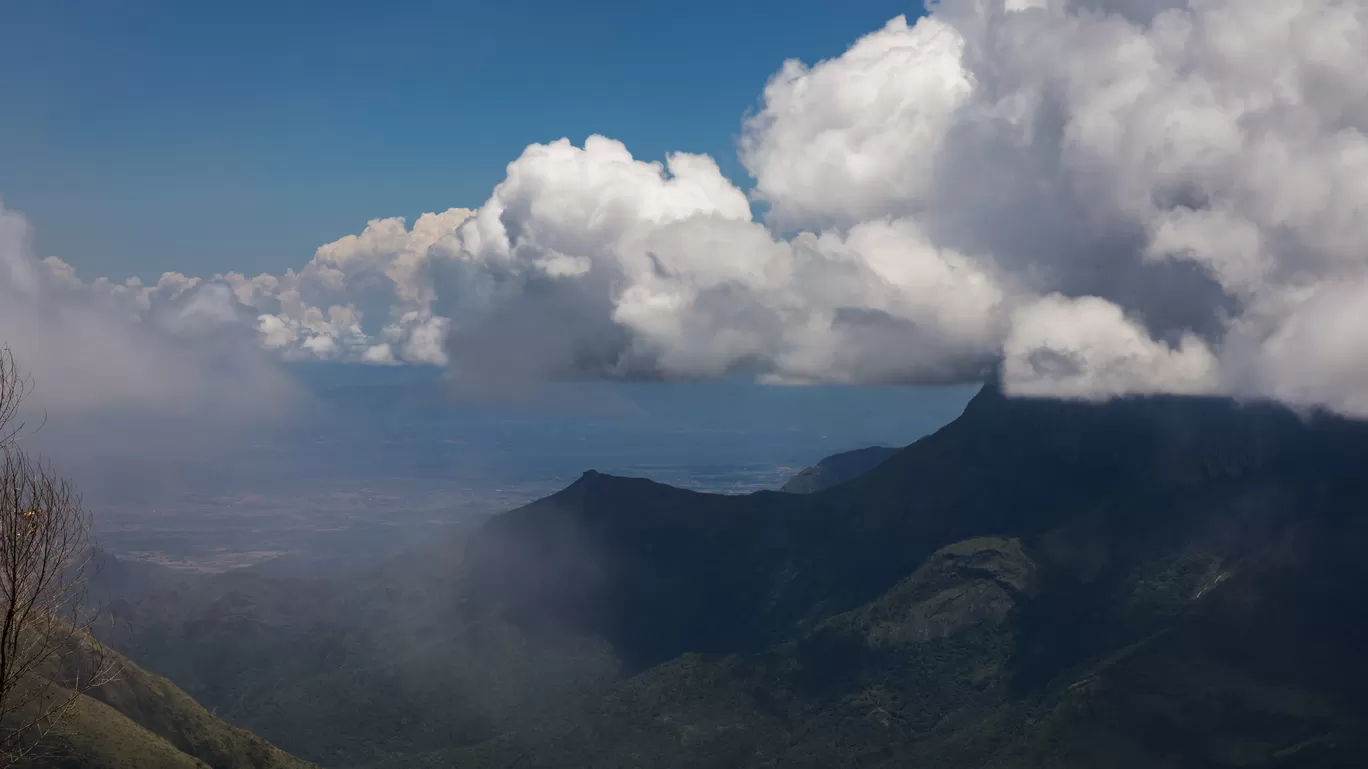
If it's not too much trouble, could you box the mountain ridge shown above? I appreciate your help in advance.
[780,445,899,493]
[92,383,1368,767]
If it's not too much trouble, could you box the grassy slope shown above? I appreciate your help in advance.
[18,631,317,769]
[33,693,206,769]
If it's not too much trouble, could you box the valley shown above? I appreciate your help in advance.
[85,385,1368,768]
[82,371,969,574]
[6,1,1367,765]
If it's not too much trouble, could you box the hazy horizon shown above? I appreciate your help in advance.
[73,364,975,571]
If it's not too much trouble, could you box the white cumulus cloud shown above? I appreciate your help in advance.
[9,0,1368,416]
[0,202,299,425]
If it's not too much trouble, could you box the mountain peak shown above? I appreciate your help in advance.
[947,379,1346,472]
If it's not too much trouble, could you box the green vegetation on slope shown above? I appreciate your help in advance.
[29,692,206,769]
[15,628,317,769]
[92,385,1368,768]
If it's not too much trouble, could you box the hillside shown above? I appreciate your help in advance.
[12,627,316,769]
[94,384,1368,768]
[779,445,899,493]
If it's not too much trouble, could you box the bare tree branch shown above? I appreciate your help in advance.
[0,348,116,767]
[0,349,33,449]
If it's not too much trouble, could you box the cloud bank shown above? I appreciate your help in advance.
[10,0,1368,416]
[0,203,300,432]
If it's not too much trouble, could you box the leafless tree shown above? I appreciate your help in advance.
[0,347,114,766]
[0,349,31,450]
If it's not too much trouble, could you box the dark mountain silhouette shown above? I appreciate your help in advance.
[95,384,1368,768]
[780,445,899,493]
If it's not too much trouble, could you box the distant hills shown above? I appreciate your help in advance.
[90,384,1368,768]
[779,445,899,493]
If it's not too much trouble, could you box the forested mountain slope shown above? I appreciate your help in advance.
[96,385,1368,768]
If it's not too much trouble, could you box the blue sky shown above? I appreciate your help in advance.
[1,0,918,281]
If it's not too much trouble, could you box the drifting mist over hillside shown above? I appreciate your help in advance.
[3,0,1368,766]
